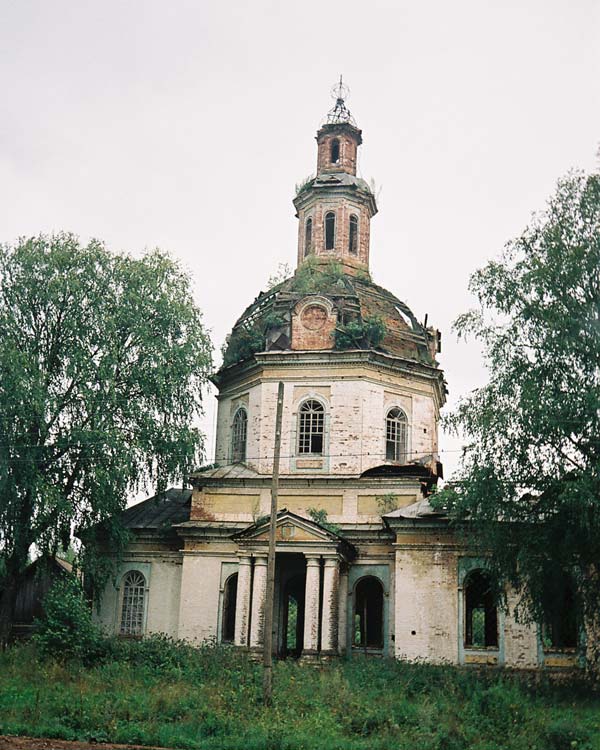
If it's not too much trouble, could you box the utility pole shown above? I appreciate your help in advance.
[263,381,284,706]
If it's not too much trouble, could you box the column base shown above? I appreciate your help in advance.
[318,649,339,661]
[300,649,320,663]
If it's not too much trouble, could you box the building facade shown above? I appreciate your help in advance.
[95,88,579,670]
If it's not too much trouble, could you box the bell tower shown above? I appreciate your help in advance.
[293,78,377,274]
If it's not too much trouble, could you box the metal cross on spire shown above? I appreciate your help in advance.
[324,75,357,126]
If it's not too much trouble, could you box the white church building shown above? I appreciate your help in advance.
[95,86,579,671]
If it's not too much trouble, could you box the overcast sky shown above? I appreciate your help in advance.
[1,0,599,479]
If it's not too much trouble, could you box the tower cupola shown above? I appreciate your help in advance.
[293,78,377,274]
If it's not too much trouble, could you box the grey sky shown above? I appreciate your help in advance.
[1,0,599,478]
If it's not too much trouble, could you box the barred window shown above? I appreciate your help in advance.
[120,570,146,636]
[298,399,324,455]
[325,211,336,251]
[231,408,247,463]
[348,214,358,255]
[305,217,313,257]
[464,570,498,648]
[386,408,408,462]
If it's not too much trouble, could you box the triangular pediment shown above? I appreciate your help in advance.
[234,509,341,545]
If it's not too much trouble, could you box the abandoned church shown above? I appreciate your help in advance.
[95,86,579,670]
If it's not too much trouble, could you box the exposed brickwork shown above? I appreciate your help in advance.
[316,124,361,176]
[291,298,337,350]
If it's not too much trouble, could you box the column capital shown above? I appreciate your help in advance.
[237,553,252,565]
[323,557,339,568]
[305,555,321,567]
[253,554,268,566]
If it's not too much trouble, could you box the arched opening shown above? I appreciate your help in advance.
[304,217,313,257]
[221,573,238,643]
[231,408,247,463]
[348,214,358,255]
[354,576,384,649]
[330,138,340,164]
[386,408,408,462]
[298,399,325,455]
[325,212,336,251]
[542,574,578,650]
[464,570,498,648]
[119,570,146,636]
[282,574,305,658]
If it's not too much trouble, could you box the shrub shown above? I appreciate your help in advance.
[33,576,105,663]
[543,717,592,750]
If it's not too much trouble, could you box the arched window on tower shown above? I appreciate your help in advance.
[386,408,408,462]
[348,214,358,255]
[464,570,498,649]
[325,212,336,251]
[119,570,146,637]
[331,138,340,164]
[304,217,313,257]
[354,576,384,649]
[298,399,324,455]
[231,408,247,463]
[221,573,238,643]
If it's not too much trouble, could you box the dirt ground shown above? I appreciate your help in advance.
[0,737,167,750]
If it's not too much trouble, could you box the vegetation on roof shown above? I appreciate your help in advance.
[334,314,385,351]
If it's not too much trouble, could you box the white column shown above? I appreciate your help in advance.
[234,555,252,647]
[321,557,339,655]
[249,555,268,649]
[303,555,321,656]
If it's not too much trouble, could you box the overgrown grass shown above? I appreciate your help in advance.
[1,640,600,750]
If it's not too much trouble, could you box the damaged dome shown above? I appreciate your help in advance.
[219,263,442,373]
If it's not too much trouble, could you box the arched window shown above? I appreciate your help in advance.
[221,573,238,643]
[542,574,578,650]
[120,570,146,636]
[331,138,340,164]
[348,214,358,255]
[354,576,384,649]
[298,399,324,455]
[464,570,498,648]
[304,217,313,257]
[386,408,408,462]
[325,212,336,251]
[231,408,247,463]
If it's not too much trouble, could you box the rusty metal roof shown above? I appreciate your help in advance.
[120,487,192,529]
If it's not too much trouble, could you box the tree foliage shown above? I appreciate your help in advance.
[0,233,212,641]
[440,171,600,645]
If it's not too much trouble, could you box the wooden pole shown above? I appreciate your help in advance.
[263,381,284,706]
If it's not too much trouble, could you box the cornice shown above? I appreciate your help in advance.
[214,349,446,406]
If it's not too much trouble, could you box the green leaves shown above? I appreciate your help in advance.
[446,171,600,638]
[0,233,213,612]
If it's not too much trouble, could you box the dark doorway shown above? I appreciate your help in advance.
[221,573,238,643]
[354,576,384,649]
[282,573,305,658]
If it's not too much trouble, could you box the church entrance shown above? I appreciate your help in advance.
[275,553,306,659]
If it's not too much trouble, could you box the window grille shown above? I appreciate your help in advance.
[305,218,313,257]
[348,214,358,255]
[385,408,407,462]
[231,408,247,463]
[325,212,336,251]
[298,399,324,454]
[464,570,498,648]
[120,570,146,636]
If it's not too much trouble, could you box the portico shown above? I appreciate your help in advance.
[232,510,356,659]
